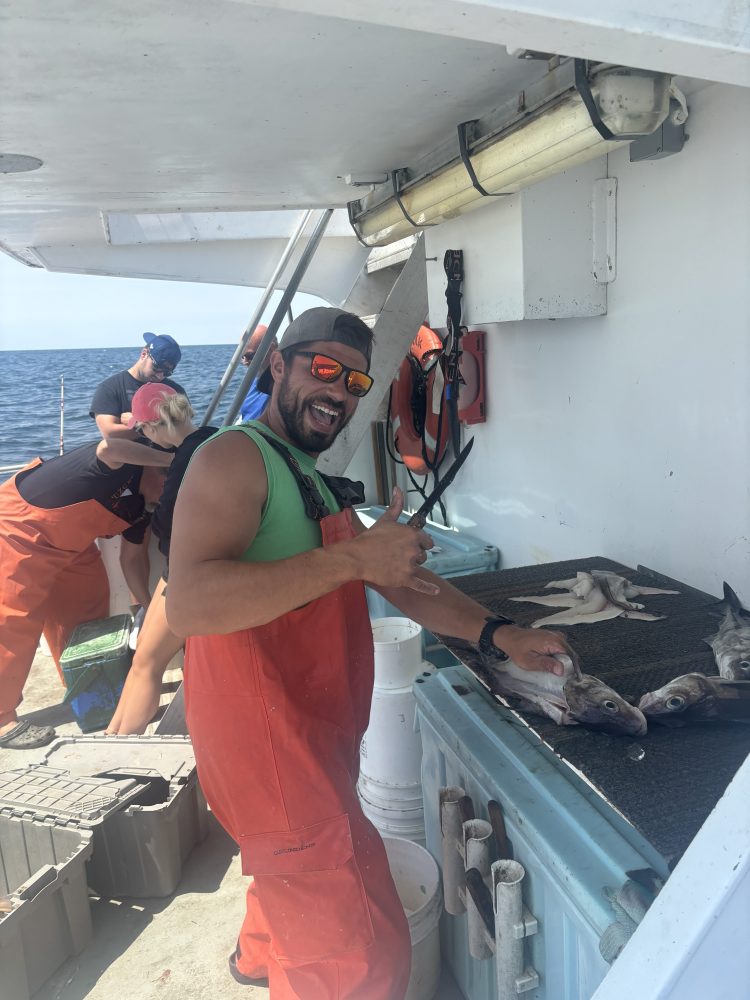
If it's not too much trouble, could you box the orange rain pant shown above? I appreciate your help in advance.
[0,463,128,728]
[184,506,411,1000]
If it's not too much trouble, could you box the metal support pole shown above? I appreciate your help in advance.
[223,208,334,426]
[201,209,314,426]
[59,375,65,454]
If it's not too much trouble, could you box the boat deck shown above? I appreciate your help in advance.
[3,652,462,1000]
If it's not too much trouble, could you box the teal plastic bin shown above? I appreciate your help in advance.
[414,667,668,1000]
[60,614,132,732]
[357,506,499,667]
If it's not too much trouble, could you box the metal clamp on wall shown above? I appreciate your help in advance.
[439,787,539,998]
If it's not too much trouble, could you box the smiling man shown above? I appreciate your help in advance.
[166,307,572,999]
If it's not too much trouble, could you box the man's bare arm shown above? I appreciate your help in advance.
[120,539,151,608]
[95,413,139,440]
[165,433,437,637]
[96,438,172,470]
[354,514,571,675]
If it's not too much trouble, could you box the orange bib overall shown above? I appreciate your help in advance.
[184,500,411,999]
[0,461,129,728]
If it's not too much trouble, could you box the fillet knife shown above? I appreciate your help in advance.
[407,437,475,529]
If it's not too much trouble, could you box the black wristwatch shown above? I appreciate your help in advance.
[477,615,516,661]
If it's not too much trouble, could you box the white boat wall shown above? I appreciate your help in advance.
[1,3,748,998]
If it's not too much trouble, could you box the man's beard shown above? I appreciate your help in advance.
[276,377,351,453]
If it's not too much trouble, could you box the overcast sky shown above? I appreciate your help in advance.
[0,252,324,351]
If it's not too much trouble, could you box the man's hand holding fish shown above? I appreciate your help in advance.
[488,624,572,677]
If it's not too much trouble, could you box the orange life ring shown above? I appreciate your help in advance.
[390,326,448,475]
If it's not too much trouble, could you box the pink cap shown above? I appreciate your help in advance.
[128,383,177,427]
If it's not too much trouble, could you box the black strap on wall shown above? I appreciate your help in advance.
[443,249,464,456]
[457,120,511,198]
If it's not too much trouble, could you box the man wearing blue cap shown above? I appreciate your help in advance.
[89,333,186,609]
[90,333,186,440]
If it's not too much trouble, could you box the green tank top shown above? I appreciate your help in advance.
[203,421,341,563]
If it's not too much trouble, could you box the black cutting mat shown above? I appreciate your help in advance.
[437,557,750,862]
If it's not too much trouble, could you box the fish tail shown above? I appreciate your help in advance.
[708,582,749,620]
[724,582,750,615]
[723,581,742,608]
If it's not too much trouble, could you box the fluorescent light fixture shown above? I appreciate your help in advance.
[349,65,671,247]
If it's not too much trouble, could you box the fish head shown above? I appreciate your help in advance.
[638,673,715,718]
[564,674,648,736]
[716,650,750,681]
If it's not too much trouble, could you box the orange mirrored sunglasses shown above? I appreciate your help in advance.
[295,351,373,397]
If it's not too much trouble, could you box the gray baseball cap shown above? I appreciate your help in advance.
[256,307,373,394]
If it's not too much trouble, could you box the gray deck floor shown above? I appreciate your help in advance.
[3,652,463,1000]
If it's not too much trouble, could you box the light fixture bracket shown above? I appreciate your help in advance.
[574,60,647,142]
[346,199,371,247]
[390,169,438,229]
[457,121,512,199]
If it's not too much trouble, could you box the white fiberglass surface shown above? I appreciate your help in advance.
[0,1,538,251]
[440,83,750,603]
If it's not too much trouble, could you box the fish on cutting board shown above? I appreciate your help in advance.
[705,582,750,680]
[638,673,750,725]
[510,570,678,628]
[485,651,648,736]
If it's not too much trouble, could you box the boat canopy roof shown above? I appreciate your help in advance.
[1,1,747,294]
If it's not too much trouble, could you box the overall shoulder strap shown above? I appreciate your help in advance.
[319,473,365,509]
[253,430,331,522]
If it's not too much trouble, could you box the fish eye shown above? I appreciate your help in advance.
[666,696,685,711]
[739,660,750,674]
[602,699,620,714]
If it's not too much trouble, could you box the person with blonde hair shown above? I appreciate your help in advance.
[106,384,217,734]
[0,435,172,749]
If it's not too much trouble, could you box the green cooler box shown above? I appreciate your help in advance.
[60,614,132,732]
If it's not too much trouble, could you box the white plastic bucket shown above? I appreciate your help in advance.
[359,778,426,845]
[383,836,443,1000]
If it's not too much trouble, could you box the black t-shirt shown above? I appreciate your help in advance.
[17,442,151,543]
[89,370,186,420]
[151,426,217,562]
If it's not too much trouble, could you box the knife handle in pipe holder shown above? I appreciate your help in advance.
[439,786,467,915]
[488,798,511,860]
[463,818,495,960]
[466,867,496,942]
[458,794,475,825]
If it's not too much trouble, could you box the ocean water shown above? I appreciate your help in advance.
[0,344,249,466]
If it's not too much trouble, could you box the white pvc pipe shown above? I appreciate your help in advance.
[358,618,430,846]
[371,617,425,689]
[439,786,467,915]
[493,859,526,1000]
[464,819,494,960]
